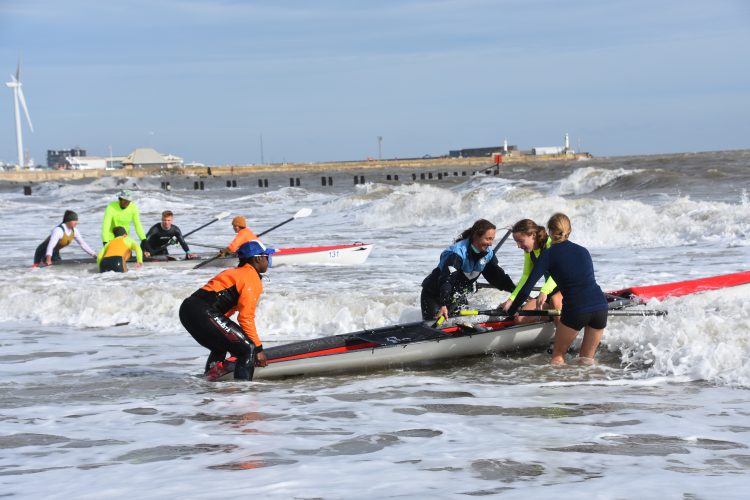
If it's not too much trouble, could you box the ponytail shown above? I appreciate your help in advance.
[547,213,572,243]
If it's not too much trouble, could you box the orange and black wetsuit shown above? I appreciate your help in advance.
[179,263,264,380]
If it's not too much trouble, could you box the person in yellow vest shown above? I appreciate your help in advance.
[101,190,147,246]
[97,226,144,273]
[33,210,97,267]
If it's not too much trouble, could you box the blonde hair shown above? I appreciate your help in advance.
[547,213,571,243]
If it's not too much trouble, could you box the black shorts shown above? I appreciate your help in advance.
[99,256,126,273]
[560,309,608,331]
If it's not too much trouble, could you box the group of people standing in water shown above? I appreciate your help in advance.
[421,213,607,366]
[33,189,202,272]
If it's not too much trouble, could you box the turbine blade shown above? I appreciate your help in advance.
[17,87,33,132]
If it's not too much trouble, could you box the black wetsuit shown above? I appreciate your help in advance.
[421,242,515,320]
[507,240,608,330]
[141,223,190,256]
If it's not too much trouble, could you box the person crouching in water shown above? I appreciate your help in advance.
[97,226,144,272]
[421,219,515,322]
[505,213,608,365]
[33,210,97,267]
[179,240,274,381]
[500,219,563,324]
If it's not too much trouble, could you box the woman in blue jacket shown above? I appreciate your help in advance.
[504,213,608,365]
[421,219,515,321]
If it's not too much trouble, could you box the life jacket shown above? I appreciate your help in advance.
[103,236,132,260]
[437,239,493,282]
[227,227,260,253]
[39,224,75,254]
[55,224,75,251]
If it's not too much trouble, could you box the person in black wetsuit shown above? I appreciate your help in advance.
[421,219,515,321]
[504,213,608,365]
[141,210,197,259]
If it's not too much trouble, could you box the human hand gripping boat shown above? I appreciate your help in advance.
[206,270,750,381]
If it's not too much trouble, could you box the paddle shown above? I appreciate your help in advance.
[518,309,668,317]
[492,228,512,255]
[185,242,224,250]
[453,308,668,318]
[192,208,312,270]
[153,211,230,253]
[256,207,312,237]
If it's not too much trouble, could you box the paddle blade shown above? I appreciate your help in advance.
[294,208,312,219]
[215,211,231,220]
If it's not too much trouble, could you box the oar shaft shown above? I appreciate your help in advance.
[492,228,512,254]
[518,309,667,317]
[454,308,667,318]
[186,242,224,249]
[257,217,293,237]
[192,210,308,270]
[183,218,221,239]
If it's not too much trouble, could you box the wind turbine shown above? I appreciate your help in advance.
[5,61,34,169]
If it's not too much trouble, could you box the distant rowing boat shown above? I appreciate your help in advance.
[200,243,374,268]
[35,242,373,270]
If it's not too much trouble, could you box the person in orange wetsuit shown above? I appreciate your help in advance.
[218,216,259,257]
[179,240,275,380]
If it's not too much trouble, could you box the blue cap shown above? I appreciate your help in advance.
[237,240,276,259]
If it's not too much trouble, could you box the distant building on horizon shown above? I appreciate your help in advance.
[66,155,124,170]
[122,148,183,169]
[449,145,517,158]
[48,147,86,168]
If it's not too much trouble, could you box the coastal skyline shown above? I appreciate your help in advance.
[1,0,749,166]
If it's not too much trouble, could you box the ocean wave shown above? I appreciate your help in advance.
[605,285,750,387]
[554,167,647,196]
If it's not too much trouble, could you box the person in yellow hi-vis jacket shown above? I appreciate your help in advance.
[101,190,146,245]
[97,226,143,273]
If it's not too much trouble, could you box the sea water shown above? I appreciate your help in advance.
[1,150,749,498]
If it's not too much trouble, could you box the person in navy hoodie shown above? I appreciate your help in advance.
[421,219,515,321]
[504,213,608,365]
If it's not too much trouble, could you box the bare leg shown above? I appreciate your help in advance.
[578,325,604,362]
[516,300,543,324]
[550,322,580,365]
[548,293,563,328]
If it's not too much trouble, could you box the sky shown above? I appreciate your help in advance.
[1,0,749,166]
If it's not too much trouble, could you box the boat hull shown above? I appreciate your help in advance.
[215,320,556,380]
[211,269,750,381]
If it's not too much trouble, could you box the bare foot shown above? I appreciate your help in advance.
[550,355,566,365]
[573,357,596,366]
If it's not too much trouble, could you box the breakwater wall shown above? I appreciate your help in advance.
[0,153,589,184]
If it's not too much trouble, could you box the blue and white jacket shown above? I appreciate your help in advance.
[422,239,515,307]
